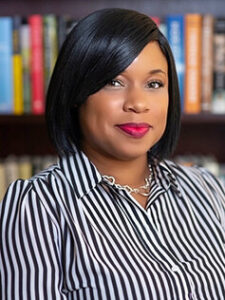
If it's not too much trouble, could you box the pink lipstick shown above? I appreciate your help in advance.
[117,123,150,138]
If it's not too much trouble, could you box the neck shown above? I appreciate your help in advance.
[82,148,149,187]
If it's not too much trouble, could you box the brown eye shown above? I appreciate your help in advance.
[107,79,122,87]
[148,81,163,89]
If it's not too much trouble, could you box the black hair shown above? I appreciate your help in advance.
[46,8,181,161]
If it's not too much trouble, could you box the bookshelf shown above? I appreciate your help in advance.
[175,114,225,163]
[1,0,225,163]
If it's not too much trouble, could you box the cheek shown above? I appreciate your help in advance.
[153,96,169,117]
[79,104,107,140]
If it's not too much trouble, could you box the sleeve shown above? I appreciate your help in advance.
[0,179,68,300]
[194,166,225,230]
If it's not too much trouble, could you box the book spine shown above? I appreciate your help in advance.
[43,14,58,93]
[57,15,71,50]
[212,18,225,113]
[0,17,13,114]
[201,14,214,112]
[184,14,202,114]
[166,15,185,110]
[29,15,45,115]
[20,19,31,114]
[0,162,7,201]
[13,15,24,115]
[151,16,160,26]
[151,16,167,37]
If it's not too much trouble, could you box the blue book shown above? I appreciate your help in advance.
[0,17,13,114]
[166,15,185,110]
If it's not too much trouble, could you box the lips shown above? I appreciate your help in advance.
[116,123,151,138]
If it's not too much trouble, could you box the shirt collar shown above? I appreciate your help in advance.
[58,145,182,200]
[58,146,102,199]
[152,159,182,197]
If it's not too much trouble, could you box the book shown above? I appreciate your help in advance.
[0,17,13,114]
[57,15,78,49]
[151,16,160,26]
[212,17,225,113]
[150,16,167,37]
[159,21,167,38]
[184,14,202,114]
[166,15,185,110]
[43,14,58,93]
[201,14,214,112]
[57,15,70,50]
[13,15,24,115]
[0,161,7,201]
[18,156,32,180]
[174,154,220,177]
[66,17,78,35]
[20,18,31,114]
[42,155,57,169]
[29,14,45,115]
[4,156,19,188]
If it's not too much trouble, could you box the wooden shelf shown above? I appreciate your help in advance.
[0,114,55,157]
[174,114,225,162]
[1,114,225,162]
[0,114,45,125]
[181,113,225,124]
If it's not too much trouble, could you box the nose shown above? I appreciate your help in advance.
[123,86,150,113]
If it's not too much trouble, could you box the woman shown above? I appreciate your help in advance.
[1,8,224,300]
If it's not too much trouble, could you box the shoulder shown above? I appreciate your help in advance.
[161,159,225,227]
[2,162,62,198]
[164,159,225,195]
[0,162,70,227]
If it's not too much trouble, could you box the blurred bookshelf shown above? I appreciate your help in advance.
[1,0,225,191]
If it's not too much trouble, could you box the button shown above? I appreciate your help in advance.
[189,293,193,299]
[171,265,179,272]
[188,292,197,299]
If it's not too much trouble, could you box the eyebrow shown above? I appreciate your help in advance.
[120,68,167,76]
[148,69,167,75]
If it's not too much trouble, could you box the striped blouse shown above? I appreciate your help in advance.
[0,148,225,300]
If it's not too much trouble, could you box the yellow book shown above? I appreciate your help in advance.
[18,156,32,179]
[13,16,24,115]
[13,54,23,114]
[0,162,7,201]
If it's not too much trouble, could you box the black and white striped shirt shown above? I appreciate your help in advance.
[1,148,225,300]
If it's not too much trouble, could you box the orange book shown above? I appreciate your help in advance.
[184,14,202,114]
[201,14,214,112]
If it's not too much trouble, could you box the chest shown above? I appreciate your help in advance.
[59,187,225,300]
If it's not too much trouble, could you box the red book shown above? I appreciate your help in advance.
[29,15,45,114]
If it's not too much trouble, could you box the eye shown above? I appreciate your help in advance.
[147,80,164,89]
[106,79,123,87]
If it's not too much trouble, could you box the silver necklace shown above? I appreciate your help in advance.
[102,169,152,197]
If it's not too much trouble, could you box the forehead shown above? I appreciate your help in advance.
[124,41,168,74]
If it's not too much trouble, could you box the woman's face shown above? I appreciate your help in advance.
[79,41,169,162]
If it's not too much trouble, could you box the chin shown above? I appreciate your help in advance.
[112,146,150,161]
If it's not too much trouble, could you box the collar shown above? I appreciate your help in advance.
[152,159,182,197]
[58,146,182,200]
[58,146,102,199]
